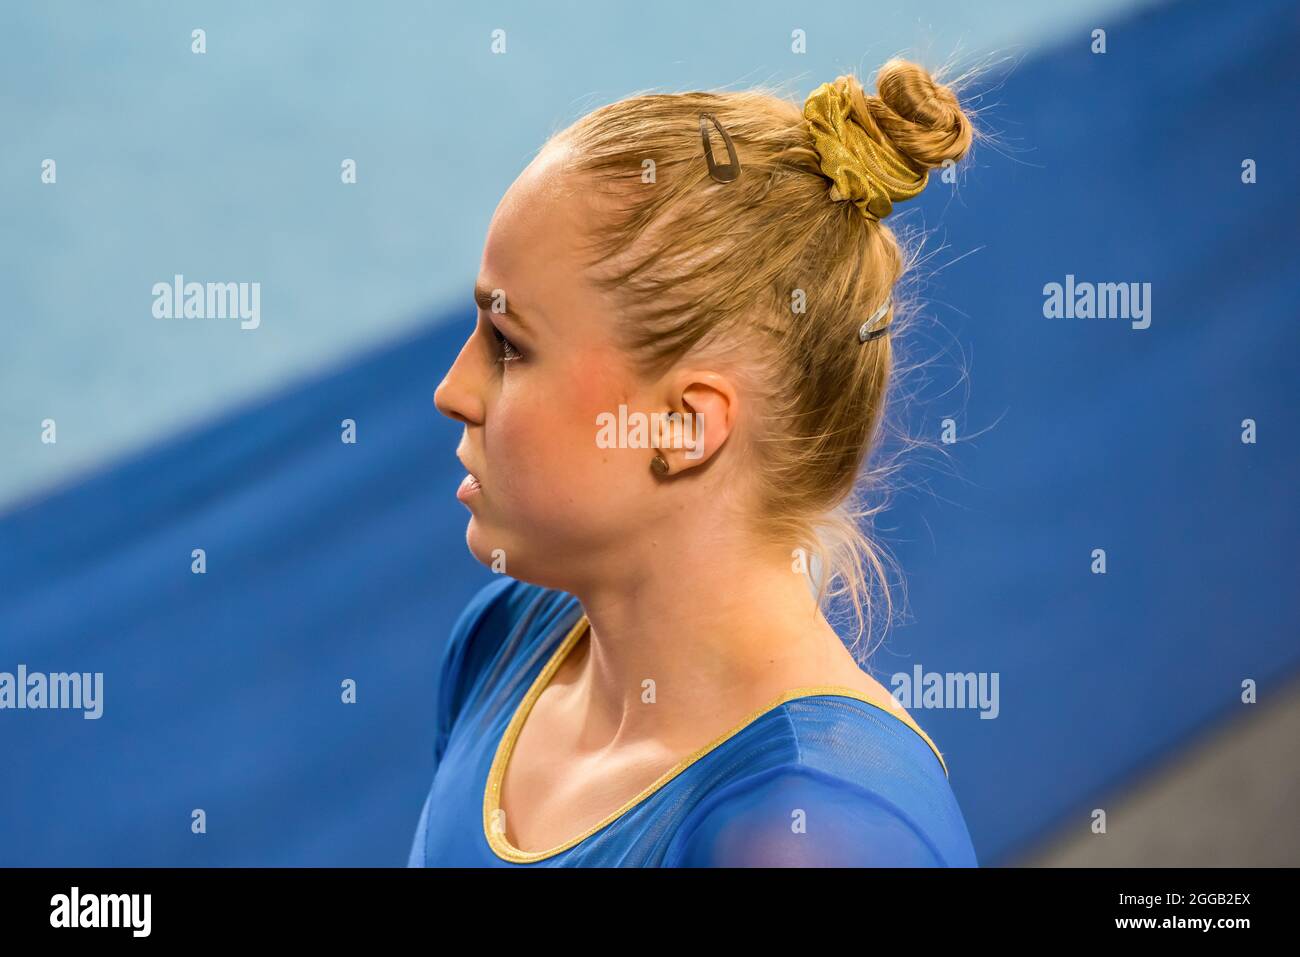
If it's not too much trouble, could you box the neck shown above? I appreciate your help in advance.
[560,533,856,750]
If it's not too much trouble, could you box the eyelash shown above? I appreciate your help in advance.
[490,324,524,364]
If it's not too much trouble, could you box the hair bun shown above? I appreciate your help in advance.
[803,61,974,221]
[873,59,973,170]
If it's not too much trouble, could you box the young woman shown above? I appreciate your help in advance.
[410,59,981,867]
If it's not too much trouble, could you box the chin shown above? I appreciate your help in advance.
[463,517,500,568]
[463,517,577,592]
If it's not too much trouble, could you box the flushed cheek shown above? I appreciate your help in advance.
[483,398,594,512]
[487,370,630,515]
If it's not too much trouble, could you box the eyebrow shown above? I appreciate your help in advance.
[473,280,533,335]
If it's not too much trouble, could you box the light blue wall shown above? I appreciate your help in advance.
[0,0,1155,510]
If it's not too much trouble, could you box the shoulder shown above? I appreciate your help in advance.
[666,760,976,867]
[433,576,580,752]
[665,697,979,867]
[433,576,511,730]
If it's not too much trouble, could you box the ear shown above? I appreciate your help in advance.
[657,371,738,474]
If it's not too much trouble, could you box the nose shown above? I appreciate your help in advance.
[434,334,485,426]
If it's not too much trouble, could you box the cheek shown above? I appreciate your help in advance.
[489,356,639,514]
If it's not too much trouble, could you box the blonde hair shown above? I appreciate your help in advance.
[552,58,984,661]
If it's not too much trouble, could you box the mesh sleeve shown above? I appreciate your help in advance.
[431,576,516,765]
[666,764,946,867]
[407,576,514,866]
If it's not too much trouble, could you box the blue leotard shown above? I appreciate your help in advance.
[407,576,978,867]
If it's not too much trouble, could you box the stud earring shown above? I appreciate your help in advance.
[650,451,669,476]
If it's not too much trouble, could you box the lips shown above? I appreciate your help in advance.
[455,451,483,502]
[456,471,482,502]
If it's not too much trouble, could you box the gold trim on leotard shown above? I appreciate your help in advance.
[482,612,950,864]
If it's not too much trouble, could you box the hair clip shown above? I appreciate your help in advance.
[699,113,741,183]
[858,298,892,343]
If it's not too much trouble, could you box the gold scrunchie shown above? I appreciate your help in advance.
[803,77,928,221]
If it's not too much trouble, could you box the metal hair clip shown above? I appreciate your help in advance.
[699,113,741,183]
[858,298,892,343]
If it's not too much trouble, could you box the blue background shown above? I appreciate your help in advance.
[1,0,1296,865]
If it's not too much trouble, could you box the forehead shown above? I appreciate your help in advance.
[479,144,588,307]
[477,144,640,391]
